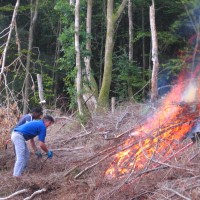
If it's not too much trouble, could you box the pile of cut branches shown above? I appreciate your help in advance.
[0,104,19,152]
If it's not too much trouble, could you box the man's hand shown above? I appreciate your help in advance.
[35,150,43,158]
[47,150,53,159]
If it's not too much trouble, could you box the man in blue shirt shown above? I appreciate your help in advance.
[11,115,54,177]
[5,107,43,150]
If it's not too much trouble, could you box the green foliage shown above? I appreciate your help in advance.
[158,31,183,52]
[77,111,90,125]
[0,4,15,12]
[112,50,146,101]
[29,73,54,107]
[55,0,88,111]
[1,0,199,111]
[133,31,150,43]
[62,68,77,111]
[161,58,185,76]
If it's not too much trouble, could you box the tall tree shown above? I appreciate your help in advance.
[142,5,146,86]
[23,0,39,114]
[75,0,84,116]
[127,0,134,98]
[150,0,159,102]
[98,0,128,108]
[83,0,98,113]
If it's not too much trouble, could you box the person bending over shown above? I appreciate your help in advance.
[11,115,54,177]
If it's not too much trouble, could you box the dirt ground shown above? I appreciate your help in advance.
[1,103,200,200]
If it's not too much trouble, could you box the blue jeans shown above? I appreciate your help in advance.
[11,131,30,176]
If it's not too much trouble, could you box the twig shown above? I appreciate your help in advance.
[130,191,151,200]
[0,189,28,200]
[164,187,190,200]
[64,148,116,177]
[52,147,85,151]
[40,157,49,170]
[23,188,46,200]
[63,131,92,144]
[152,159,197,172]
[74,151,115,179]
[188,150,200,161]
[115,112,130,130]
[63,138,138,177]
[81,123,90,134]
[99,166,168,200]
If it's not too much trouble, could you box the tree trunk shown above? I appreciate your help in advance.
[23,0,39,114]
[75,0,84,116]
[98,0,128,108]
[82,0,98,113]
[142,6,146,98]
[99,1,106,91]
[127,0,133,99]
[150,0,159,102]
[37,74,46,113]
[70,0,75,5]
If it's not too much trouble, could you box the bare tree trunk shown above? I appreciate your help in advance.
[127,0,133,99]
[84,0,92,83]
[142,6,146,98]
[53,21,61,102]
[70,0,75,5]
[75,0,84,116]
[150,0,159,102]
[37,74,46,113]
[82,0,98,113]
[23,0,39,114]
[98,0,128,108]
[99,1,106,90]
[0,0,20,84]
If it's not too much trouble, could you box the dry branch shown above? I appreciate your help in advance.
[164,187,190,200]
[99,166,168,200]
[74,150,116,179]
[63,131,92,144]
[0,0,20,82]
[0,189,28,200]
[52,147,85,151]
[23,188,46,200]
[115,112,130,130]
[63,136,139,177]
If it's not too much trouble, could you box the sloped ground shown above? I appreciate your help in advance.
[1,102,200,200]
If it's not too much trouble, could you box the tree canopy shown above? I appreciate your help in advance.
[0,0,198,114]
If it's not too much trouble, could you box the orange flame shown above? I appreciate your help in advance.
[106,68,200,178]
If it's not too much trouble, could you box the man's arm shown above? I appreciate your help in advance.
[29,138,37,152]
[38,141,48,153]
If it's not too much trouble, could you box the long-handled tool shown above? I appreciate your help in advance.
[40,156,49,170]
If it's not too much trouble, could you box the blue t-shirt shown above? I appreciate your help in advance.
[15,114,32,128]
[14,120,46,142]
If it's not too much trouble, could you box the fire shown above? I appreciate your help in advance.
[106,69,200,178]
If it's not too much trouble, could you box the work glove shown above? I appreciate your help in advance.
[35,150,42,158]
[47,150,53,159]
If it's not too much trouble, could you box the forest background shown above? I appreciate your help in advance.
[0,0,198,118]
[1,1,200,199]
